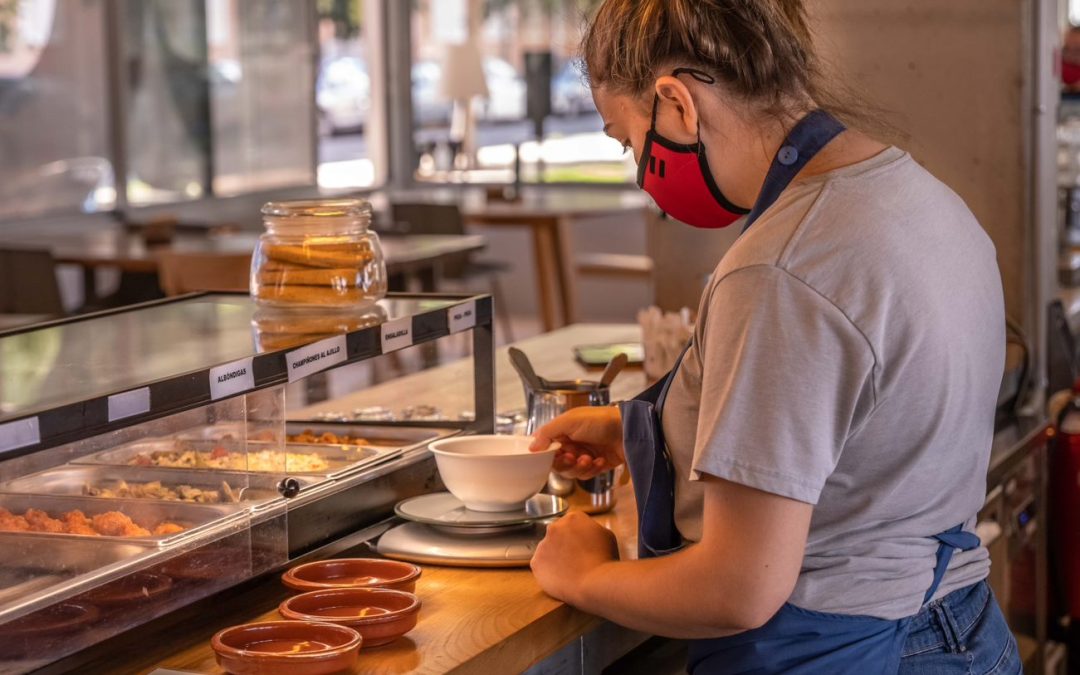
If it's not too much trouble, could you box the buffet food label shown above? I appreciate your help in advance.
[381,317,413,353]
[0,417,40,454]
[449,300,477,334]
[286,335,348,382]
[108,387,151,422]
[209,357,255,400]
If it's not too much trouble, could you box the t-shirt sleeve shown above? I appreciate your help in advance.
[689,265,876,504]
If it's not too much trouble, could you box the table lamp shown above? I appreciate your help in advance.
[440,42,489,171]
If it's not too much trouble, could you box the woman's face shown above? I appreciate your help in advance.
[594,79,762,210]
[594,88,658,166]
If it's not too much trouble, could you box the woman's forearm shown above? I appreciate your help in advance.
[531,478,810,639]
[574,544,774,639]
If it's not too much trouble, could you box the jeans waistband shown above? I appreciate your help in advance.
[904,581,990,646]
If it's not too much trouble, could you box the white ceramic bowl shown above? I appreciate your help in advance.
[428,435,556,512]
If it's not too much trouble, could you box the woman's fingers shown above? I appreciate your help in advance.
[552,452,608,480]
[529,429,563,452]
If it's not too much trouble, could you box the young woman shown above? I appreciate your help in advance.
[528,1,1020,672]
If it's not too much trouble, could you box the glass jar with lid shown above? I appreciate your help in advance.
[251,199,387,309]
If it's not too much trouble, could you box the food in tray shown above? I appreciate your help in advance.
[0,507,185,537]
[83,479,242,504]
[129,445,331,473]
[286,428,413,448]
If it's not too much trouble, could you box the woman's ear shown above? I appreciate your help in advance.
[653,75,699,143]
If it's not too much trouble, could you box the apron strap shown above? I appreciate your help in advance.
[742,110,846,232]
[923,525,982,604]
[655,341,693,413]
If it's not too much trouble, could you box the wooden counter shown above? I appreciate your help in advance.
[144,483,640,675]
[294,323,648,422]
[143,324,648,675]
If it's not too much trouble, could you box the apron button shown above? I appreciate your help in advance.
[779,146,799,166]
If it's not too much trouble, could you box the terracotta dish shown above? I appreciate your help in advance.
[211,621,361,675]
[0,602,100,638]
[279,588,421,647]
[283,558,421,593]
[80,572,173,607]
[159,547,251,582]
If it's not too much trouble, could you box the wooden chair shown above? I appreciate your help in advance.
[646,208,742,311]
[576,252,654,281]
[0,247,65,316]
[156,251,252,296]
[391,202,514,342]
[575,208,744,312]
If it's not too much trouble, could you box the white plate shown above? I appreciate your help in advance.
[376,522,543,568]
[394,492,566,529]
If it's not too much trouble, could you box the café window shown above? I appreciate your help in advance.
[0,0,116,221]
[124,0,319,205]
[409,0,634,185]
[315,0,383,190]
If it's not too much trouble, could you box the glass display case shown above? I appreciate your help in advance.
[0,292,494,673]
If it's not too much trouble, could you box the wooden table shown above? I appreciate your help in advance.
[0,314,50,331]
[375,189,650,332]
[140,324,648,675]
[0,224,487,304]
[295,323,647,421]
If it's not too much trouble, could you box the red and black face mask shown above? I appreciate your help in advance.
[636,68,750,229]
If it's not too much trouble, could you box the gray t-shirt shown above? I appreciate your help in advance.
[661,147,1005,620]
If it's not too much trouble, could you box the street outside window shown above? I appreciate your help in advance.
[410,0,634,185]
[315,0,381,191]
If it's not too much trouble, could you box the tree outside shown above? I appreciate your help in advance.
[0,0,19,53]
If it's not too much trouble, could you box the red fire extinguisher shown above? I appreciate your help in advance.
[1052,383,1080,656]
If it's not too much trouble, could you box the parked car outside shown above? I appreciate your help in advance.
[316,56,371,136]
[477,57,526,122]
[412,56,526,126]
[412,60,452,127]
[552,61,595,116]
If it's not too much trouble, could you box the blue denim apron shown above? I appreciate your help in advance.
[619,111,982,674]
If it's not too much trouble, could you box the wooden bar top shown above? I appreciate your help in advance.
[295,323,648,422]
[144,324,646,675]
[145,483,639,675]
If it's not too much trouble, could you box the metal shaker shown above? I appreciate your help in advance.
[512,348,624,514]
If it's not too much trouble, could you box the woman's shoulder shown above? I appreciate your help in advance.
[719,146,986,278]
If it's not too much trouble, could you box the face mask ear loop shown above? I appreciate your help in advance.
[650,93,660,131]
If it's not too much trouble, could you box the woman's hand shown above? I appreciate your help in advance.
[530,510,619,604]
[528,406,624,480]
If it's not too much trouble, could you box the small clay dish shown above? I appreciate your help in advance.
[282,558,421,593]
[0,602,99,638]
[159,547,251,582]
[279,588,421,647]
[80,572,173,607]
[211,620,361,675]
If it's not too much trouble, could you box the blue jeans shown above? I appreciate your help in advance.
[899,581,1022,674]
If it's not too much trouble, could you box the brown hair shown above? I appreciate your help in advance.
[582,0,881,131]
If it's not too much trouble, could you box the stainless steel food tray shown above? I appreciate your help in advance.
[0,466,301,509]
[0,535,153,624]
[0,494,247,548]
[173,422,250,442]
[72,438,397,479]
[284,422,461,450]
